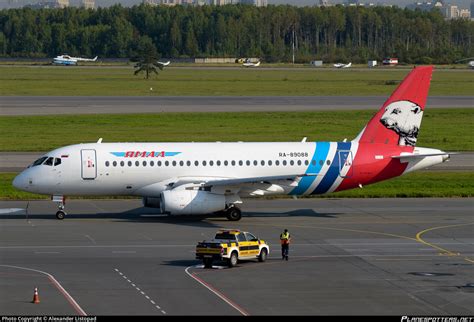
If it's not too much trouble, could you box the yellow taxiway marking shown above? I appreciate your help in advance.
[415,223,474,264]
[250,221,473,264]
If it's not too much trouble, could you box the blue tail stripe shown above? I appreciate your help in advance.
[290,142,330,195]
[312,142,351,195]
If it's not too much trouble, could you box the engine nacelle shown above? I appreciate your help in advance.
[142,197,161,208]
[160,190,225,215]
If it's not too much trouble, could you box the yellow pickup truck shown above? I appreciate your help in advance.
[196,229,270,268]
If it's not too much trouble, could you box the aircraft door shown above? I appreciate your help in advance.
[81,149,97,180]
[338,150,353,178]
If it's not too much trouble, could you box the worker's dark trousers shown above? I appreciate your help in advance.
[281,244,289,259]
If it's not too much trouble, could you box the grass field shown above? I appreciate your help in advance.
[1,171,472,200]
[0,66,472,96]
[0,109,472,152]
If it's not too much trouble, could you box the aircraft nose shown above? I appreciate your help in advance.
[12,172,27,191]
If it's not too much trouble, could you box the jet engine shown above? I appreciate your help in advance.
[160,190,225,215]
[142,197,161,208]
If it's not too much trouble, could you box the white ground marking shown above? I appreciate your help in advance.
[185,265,249,316]
[0,264,86,315]
[114,268,166,315]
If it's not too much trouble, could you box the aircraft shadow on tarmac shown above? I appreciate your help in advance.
[0,207,339,226]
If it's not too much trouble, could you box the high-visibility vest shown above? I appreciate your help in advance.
[280,232,290,245]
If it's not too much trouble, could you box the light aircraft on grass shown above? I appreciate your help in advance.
[334,62,352,68]
[13,66,451,221]
[53,55,98,66]
[157,61,171,67]
[243,61,260,67]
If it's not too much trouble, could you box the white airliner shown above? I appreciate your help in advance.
[334,62,352,68]
[53,55,98,66]
[13,66,451,221]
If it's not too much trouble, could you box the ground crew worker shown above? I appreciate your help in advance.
[280,229,291,261]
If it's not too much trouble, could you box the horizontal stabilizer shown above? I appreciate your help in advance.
[392,152,455,160]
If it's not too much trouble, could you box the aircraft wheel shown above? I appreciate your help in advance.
[225,207,241,221]
[56,211,66,220]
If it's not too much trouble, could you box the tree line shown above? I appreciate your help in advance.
[0,4,472,63]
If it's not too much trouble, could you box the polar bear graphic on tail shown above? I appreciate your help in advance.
[380,101,423,146]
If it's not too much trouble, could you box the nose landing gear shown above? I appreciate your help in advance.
[52,195,67,220]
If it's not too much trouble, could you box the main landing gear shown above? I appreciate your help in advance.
[225,206,242,221]
[52,195,67,220]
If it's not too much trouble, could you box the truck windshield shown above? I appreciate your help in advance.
[215,233,237,241]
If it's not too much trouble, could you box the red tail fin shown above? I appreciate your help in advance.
[356,66,433,147]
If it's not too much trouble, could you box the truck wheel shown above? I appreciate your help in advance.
[228,251,238,268]
[258,248,268,262]
[203,258,213,269]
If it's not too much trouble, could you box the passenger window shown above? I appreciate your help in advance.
[143,161,147,167]
[217,161,221,166]
[261,160,265,166]
[120,161,124,167]
[128,161,132,167]
[312,160,316,166]
[187,161,191,166]
[44,157,54,166]
[297,160,302,166]
[239,160,243,166]
[179,161,184,166]
[172,161,177,166]
[237,234,247,242]
[290,160,294,166]
[194,161,199,166]
[105,161,110,167]
[210,160,214,166]
[54,158,61,166]
[326,160,331,166]
[253,160,257,166]
[246,160,250,166]
[268,160,272,166]
[276,160,280,166]
[158,161,162,167]
[319,160,324,166]
[165,161,169,166]
[231,161,236,166]
[224,161,228,166]
[203,161,207,166]
[305,160,309,166]
[113,161,117,167]
[150,161,154,166]
[283,160,287,166]
[135,161,139,167]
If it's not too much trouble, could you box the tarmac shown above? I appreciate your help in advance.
[0,198,473,315]
[1,96,472,115]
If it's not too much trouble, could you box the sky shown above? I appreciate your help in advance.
[0,0,471,10]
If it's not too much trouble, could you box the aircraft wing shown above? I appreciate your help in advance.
[202,174,303,187]
[75,56,98,62]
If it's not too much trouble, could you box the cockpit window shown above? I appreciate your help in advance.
[31,156,48,167]
[54,158,61,166]
[44,157,54,166]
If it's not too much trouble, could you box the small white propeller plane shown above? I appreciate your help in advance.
[334,62,352,68]
[243,60,261,67]
[157,61,171,67]
[53,55,98,66]
[13,66,451,221]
